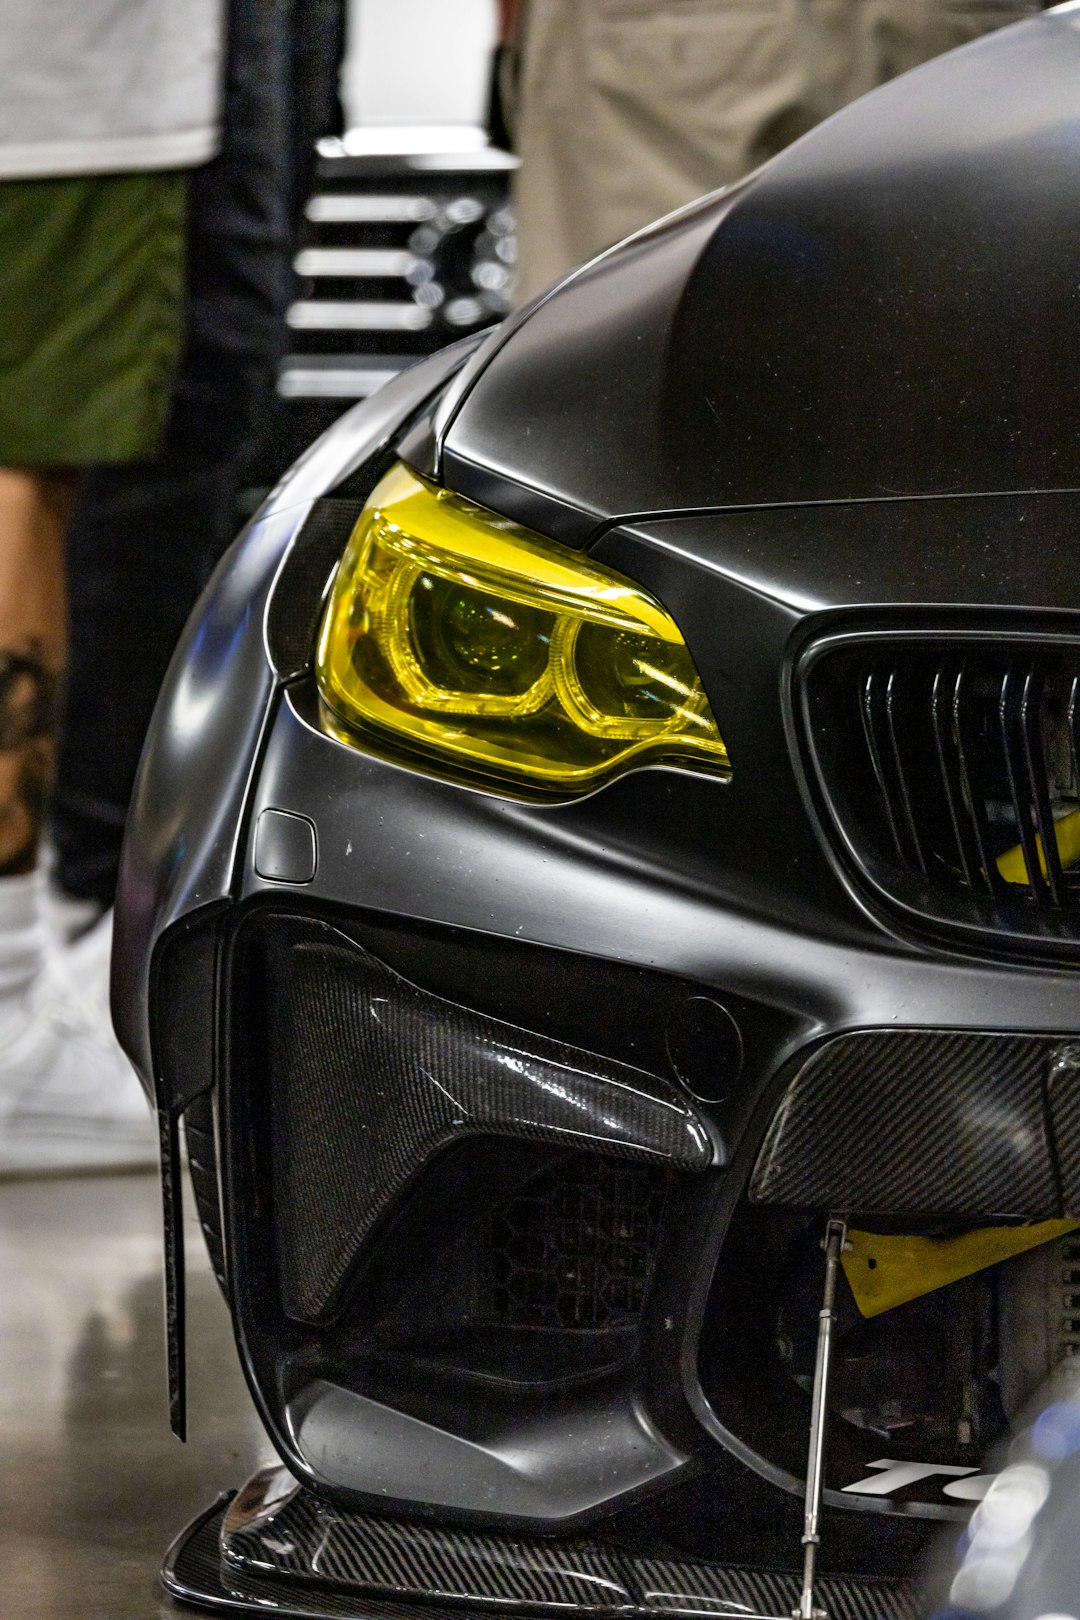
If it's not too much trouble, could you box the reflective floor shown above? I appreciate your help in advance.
[0,1171,274,1619]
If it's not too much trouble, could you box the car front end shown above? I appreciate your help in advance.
[115,10,1080,1615]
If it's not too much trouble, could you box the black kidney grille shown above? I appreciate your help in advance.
[803,637,1080,945]
[486,1156,669,1330]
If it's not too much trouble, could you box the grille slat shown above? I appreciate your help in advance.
[804,635,1080,950]
[859,671,906,866]
[932,664,978,891]
[951,664,996,895]
[885,668,928,875]
[1067,677,1080,825]
[1022,664,1066,903]
[999,665,1049,903]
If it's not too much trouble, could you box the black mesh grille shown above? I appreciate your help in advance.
[486,1156,669,1330]
[802,634,1080,949]
[1059,1234,1080,1360]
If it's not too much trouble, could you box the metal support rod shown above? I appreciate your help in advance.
[794,1217,848,1620]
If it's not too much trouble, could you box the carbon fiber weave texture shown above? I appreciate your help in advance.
[1048,1043,1080,1212]
[164,1497,458,1618]
[207,1481,919,1620]
[750,1030,1057,1213]
[265,499,363,678]
[183,1093,226,1291]
[223,1488,633,1607]
[634,1560,917,1620]
[259,917,711,1320]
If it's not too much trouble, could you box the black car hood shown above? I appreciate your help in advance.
[437,7,1080,546]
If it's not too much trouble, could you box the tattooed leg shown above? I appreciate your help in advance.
[0,468,72,874]
[0,644,59,874]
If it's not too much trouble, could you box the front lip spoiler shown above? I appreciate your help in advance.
[162,1479,921,1620]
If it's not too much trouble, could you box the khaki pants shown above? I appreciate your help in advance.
[511,0,1040,302]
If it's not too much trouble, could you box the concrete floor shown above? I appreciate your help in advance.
[0,1171,274,1619]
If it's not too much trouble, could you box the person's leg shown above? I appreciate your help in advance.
[53,460,236,907]
[0,172,184,1172]
[0,468,71,876]
[54,0,296,910]
[0,466,155,1173]
[0,169,186,916]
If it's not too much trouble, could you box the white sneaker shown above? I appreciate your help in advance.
[38,837,106,945]
[0,934,157,1177]
[57,905,115,1028]
[42,881,103,946]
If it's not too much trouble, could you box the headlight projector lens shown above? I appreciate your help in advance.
[316,462,730,795]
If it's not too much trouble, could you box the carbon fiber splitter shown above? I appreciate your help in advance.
[162,1469,918,1620]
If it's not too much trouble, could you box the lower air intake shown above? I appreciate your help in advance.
[235,913,708,1321]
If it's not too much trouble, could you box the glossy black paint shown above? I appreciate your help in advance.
[437,10,1080,545]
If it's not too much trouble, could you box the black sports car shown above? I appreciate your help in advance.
[115,9,1080,1616]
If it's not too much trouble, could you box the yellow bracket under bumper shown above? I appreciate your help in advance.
[842,1218,1080,1318]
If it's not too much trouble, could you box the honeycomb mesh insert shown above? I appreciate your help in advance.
[486,1156,669,1329]
[1061,1235,1080,1358]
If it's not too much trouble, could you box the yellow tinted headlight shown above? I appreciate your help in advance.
[315,463,730,795]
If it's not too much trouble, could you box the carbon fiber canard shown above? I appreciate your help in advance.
[251,916,712,1320]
